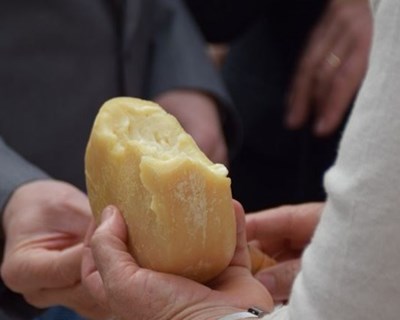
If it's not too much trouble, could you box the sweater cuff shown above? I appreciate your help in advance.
[261,306,288,320]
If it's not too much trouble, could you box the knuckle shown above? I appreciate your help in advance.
[24,292,49,308]
[1,260,24,291]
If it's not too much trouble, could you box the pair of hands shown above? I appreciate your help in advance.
[82,202,324,320]
[1,179,323,319]
[286,0,372,136]
[145,0,374,165]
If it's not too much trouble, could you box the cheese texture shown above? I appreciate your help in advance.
[85,97,236,283]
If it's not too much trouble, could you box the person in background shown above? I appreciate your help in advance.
[82,0,400,319]
[0,0,240,319]
[185,0,372,211]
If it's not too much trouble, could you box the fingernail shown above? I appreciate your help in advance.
[258,273,276,294]
[101,206,115,222]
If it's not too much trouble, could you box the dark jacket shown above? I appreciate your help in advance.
[0,0,239,318]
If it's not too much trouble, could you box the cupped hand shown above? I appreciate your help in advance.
[286,0,372,136]
[82,201,273,320]
[246,202,324,302]
[155,89,228,166]
[1,180,110,319]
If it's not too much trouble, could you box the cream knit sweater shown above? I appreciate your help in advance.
[263,0,400,318]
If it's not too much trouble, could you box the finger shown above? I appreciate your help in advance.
[90,206,141,298]
[255,259,301,303]
[286,68,314,129]
[246,203,323,254]
[91,205,134,274]
[46,185,92,238]
[90,206,185,320]
[209,203,274,311]
[2,242,84,292]
[314,41,368,136]
[62,194,93,238]
[313,0,372,135]
[313,32,350,107]
[248,244,277,275]
[82,218,108,307]
[84,218,97,246]
[311,19,361,135]
[229,200,250,269]
[24,285,110,320]
[286,14,340,129]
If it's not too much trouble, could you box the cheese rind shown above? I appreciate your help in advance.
[85,97,236,283]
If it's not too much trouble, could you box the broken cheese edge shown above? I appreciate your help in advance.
[85,97,236,283]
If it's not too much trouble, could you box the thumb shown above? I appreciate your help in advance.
[255,259,301,302]
[229,200,250,269]
[90,206,140,295]
[91,206,138,285]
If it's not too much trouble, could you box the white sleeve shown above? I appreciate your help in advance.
[262,0,400,318]
[261,306,288,319]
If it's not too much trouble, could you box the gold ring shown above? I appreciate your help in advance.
[326,52,341,68]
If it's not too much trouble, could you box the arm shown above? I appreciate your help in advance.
[83,0,400,318]
[1,180,110,319]
[0,137,49,217]
[0,139,109,319]
[0,139,49,319]
[284,0,400,318]
[146,0,242,162]
[155,90,230,165]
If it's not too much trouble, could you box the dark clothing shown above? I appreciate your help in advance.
[186,0,349,211]
[0,0,238,318]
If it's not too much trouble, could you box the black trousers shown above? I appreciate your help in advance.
[224,0,349,211]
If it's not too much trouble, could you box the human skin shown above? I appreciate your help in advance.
[1,180,110,319]
[246,202,323,302]
[82,201,273,320]
[286,0,372,136]
[155,89,228,166]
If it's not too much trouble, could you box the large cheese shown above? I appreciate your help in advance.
[85,97,236,283]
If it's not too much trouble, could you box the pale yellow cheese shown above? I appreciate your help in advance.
[85,97,236,283]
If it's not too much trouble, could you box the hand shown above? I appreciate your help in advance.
[155,89,228,165]
[286,0,372,136]
[82,201,273,320]
[1,180,110,319]
[246,202,324,303]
